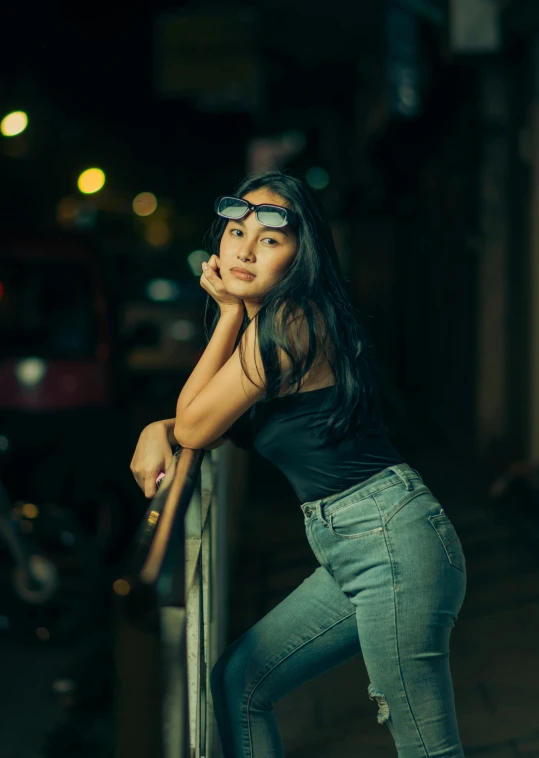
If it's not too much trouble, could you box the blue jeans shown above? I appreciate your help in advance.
[210,463,467,757]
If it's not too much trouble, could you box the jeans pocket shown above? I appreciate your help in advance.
[328,497,384,540]
[427,510,465,572]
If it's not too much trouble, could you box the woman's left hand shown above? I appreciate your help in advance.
[200,255,244,311]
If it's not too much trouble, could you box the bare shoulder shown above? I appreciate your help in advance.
[274,301,335,392]
[275,300,327,338]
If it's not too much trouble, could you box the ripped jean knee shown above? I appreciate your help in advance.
[368,683,390,725]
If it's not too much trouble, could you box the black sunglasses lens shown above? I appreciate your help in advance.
[218,197,249,219]
[257,206,288,227]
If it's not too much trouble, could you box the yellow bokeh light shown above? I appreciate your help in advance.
[113,578,131,596]
[1,111,28,137]
[21,503,39,519]
[133,192,158,217]
[77,168,106,194]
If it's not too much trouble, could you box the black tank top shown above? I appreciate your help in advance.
[223,385,405,503]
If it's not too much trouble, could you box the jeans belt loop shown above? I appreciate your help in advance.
[317,501,331,528]
[389,465,413,491]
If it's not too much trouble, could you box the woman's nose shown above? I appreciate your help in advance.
[236,238,256,258]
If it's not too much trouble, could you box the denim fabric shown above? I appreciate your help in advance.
[210,463,467,757]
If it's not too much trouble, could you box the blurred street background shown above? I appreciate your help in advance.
[2,1,539,756]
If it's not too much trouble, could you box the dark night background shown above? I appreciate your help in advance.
[1,1,539,756]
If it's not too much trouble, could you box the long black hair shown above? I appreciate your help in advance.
[202,170,387,447]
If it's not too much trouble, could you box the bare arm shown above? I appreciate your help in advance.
[156,417,229,451]
[176,306,245,417]
[174,306,245,443]
[150,307,243,452]
[167,249,284,448]
[131,300,240,496]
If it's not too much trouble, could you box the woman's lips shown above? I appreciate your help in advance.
[230,269,256,280]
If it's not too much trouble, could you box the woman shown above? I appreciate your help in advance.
[130,171,467,756]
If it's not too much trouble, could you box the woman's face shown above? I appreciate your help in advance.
[219,187,298,317]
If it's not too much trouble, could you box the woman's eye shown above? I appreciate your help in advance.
[228,228,276,245]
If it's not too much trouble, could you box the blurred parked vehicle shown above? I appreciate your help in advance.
[0,231,111,412]
[0,232,137,555]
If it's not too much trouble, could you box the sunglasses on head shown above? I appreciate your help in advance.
[214,195,296,229]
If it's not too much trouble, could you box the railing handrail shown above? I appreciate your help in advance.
[138,447,205,586]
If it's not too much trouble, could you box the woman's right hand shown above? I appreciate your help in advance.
[130,421,174,499]
[200,255,244,312]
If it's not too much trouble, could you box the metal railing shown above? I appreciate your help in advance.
[119,443,232,758]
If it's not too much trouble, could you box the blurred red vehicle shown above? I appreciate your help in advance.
[0,233,111,411]
[0,233,119,643]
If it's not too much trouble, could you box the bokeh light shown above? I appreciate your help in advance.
[21,503,39,519]
[77,168,106,194]
[15,358,47,387]
[305,166,330,191]
[169,319,197,341]
[112,579,131,596]
[187,249,210,275]
[133,192,158,217]
[0,111,28,137]
[146,279,181,302]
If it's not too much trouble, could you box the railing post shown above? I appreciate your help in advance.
[160,606,188,757]
[121,443,232,758]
